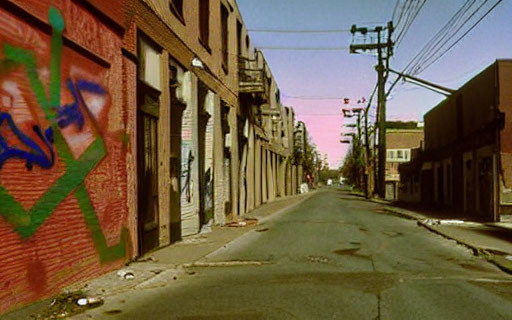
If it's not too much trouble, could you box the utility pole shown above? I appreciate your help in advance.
[350,22,394,198]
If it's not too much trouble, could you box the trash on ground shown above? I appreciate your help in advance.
[256,228,269,232]
[117,269,135,280]
[438,219,465,225]
[225,218,258,227]
[300,183,309,194]
[31,291,104,319]
[136,256,158,263]
[422,219,440,226]
[200,219,213,234]
[76,298,88,306]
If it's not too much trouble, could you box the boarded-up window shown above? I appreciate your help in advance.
[221,4,229,72]
[199,0,210,50]
[139,37,161,91]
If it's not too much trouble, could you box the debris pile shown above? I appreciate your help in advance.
[30,291,103,319]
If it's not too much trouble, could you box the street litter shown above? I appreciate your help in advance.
[438,220,465,225]
[31,291,104,319]
[256,228,269,232]
[117,269,135,280]
[136,256,158,263]
[422,219,440,226]
[225,218,258,227]
[200,219,213,234]
[76,297,103,308]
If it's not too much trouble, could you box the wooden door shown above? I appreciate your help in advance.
[137,91,160,255]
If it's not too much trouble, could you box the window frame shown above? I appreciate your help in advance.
[169,0,185,25]
[220,4,229,73]
[198,0,211,53]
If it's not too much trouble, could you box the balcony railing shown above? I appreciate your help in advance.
[239,56,266,95]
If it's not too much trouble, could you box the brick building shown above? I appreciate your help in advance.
[399,60,512,222]
[0,0,304,314]
[385,128,424,200]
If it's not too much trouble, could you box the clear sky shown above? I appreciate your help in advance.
[236,0,512,168]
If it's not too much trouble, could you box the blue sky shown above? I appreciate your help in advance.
[237,0,512,167]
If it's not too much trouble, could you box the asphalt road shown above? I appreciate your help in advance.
[75,189,512,319]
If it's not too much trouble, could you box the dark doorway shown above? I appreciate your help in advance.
[479,156,493,220]
[421,169,434,207]
[169,64,186,243]
[137,82,160,255]
[437,165,444,206]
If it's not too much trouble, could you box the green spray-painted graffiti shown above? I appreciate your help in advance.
[0,7,127,263]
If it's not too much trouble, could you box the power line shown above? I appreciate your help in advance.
[256,46,349,51]
[395,0,426,48]
[418,0,503,73]
[407,0,479,75]
[392,0,402,22]
[394,0,413,29]
[282,95,344,100]
[248,28,351,33]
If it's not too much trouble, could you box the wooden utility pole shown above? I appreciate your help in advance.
[350,22,394,198]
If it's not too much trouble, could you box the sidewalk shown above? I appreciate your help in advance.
[4,191,317,320]
[367,196,512,274]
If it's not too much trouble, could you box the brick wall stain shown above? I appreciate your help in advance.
[0,4,129,314]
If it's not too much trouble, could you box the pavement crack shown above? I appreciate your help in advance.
[183,261,272,268]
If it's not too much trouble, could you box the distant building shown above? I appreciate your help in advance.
[385,128,424,200]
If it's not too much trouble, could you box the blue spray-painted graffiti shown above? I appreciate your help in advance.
[0,113,55,170]
[57,79,106,130]
[0,78,106,170]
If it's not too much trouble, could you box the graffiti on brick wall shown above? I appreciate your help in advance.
[0,7,126,262]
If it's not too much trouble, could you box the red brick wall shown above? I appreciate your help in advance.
[0,0,131,314]
[424,63,496,151]
[498,61,512,191]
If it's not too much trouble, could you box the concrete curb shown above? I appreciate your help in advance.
[366,198,512,275]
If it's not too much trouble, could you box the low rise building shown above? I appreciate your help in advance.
[399,60,512,222]
[385,128,424,200]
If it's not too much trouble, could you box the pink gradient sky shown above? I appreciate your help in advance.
[237,0,512,168]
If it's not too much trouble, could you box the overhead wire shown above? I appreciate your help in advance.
[407,0,479,75]
[391,0,402,23]
[395,0,427,48]
[401,0,475,75]
[411,0,499,75]
[256,46,349,51]
[417,0,503,74]
[247,28,350,33]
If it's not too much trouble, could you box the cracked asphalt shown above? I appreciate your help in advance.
[73,189,512,319]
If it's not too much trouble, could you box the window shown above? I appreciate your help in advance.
[236,20,242,56]
[170,0,184,24]
[397,150,403,159]
[221,4,229,72]
[199,0,210,51]
[404,150,409,160]
[387,150,395,160]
